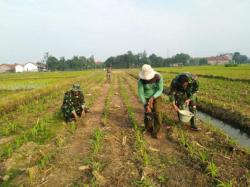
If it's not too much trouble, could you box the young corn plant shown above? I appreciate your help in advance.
[198,150,209,164]
[37,151,56,169]
[91,128,104,155]
[178,130,189,147]
[206,161,218,178]
[216,179,233,187]
[68,122,77,134]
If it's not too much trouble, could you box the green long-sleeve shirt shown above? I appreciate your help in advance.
[138,73,163,105]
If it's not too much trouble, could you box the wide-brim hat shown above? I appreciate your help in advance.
[139,64,156,80]
[71,84,81,92]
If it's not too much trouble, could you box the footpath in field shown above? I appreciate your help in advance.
[94,74,140,186]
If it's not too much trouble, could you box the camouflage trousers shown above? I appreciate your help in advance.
[144,96,162,137]
[174,92,197,128]
[61,106,83,122]
[106,73,111,82]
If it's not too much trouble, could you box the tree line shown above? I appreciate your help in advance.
[104,51,207,69]
[46,55,102,71]
[46,51,249,71]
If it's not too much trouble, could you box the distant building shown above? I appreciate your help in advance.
[207,55,230,65]
[0,64,15,73]
[36,62,47,71]
[222,53,233,60]
[15,64,24,73]
[171,63,183,67]
[23,62,38,72]
[95,60,102,65]
[1,61,47,73]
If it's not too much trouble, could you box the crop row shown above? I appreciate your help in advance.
[0,72,96,115]
[0,73,105,161]
[0,72,102,137]
[156,64,250,81]
[0,73,106,186]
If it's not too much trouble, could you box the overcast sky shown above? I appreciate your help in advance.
[1,0,250,63]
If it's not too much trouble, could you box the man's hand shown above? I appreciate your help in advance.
[72,111,78,119]
[172,103,180,112]
[148,97,154,109]
[184,99,191,106]
[146,105,152,113]
[81,110,85,116]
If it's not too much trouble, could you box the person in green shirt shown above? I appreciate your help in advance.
[138,64,164,139]
[169,73,201,130]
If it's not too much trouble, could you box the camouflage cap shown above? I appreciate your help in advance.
[71,84,81,92]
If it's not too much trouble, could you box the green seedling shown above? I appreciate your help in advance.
[216,179,233,187]
[198,150,209,163]
[69,122,77,134]
[157,175,168,184]
[206,161,218,178]
[178,131,189,147]
[91,128,104,154]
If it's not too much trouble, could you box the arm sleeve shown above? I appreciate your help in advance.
[80,92,85,105]
[138,80,146,105]
[63,93,75,112]
[189,80,199,100]
[169,80,176,102]
[192,80,199,93]
[153,77,163,98]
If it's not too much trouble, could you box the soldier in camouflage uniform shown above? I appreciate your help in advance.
[106,65,112,83]
[169,73,200,130]
[61,84,86,122]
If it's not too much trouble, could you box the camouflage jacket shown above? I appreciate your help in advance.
[61,90,85,113]
[107,67,112,73]
[169,73,199,102]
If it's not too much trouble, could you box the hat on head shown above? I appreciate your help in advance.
[71,84,81,92]
[139,64,156,80]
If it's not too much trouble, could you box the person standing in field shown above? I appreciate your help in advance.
[169,73,201,131]
[61,84,87,123]
[106,65,112,83]
[138,64,164,139]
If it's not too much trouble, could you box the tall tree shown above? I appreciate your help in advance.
[46,56,59,71]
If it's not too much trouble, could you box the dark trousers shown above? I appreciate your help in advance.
[144,96,162,136]
[63,108,83,122]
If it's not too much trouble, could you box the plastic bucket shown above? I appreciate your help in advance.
[179,110,194,123]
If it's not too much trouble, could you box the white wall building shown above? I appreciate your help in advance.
[15,64,24,73]
[23,62,38,72]
[0,64,14,73]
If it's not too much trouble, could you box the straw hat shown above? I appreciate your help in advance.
[139,64,156,80]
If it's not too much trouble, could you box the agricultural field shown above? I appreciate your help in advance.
[156,64,250,81]
[0,70,249,186]
[155,64,250,134]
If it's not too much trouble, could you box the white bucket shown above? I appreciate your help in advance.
[179,110,194,123]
